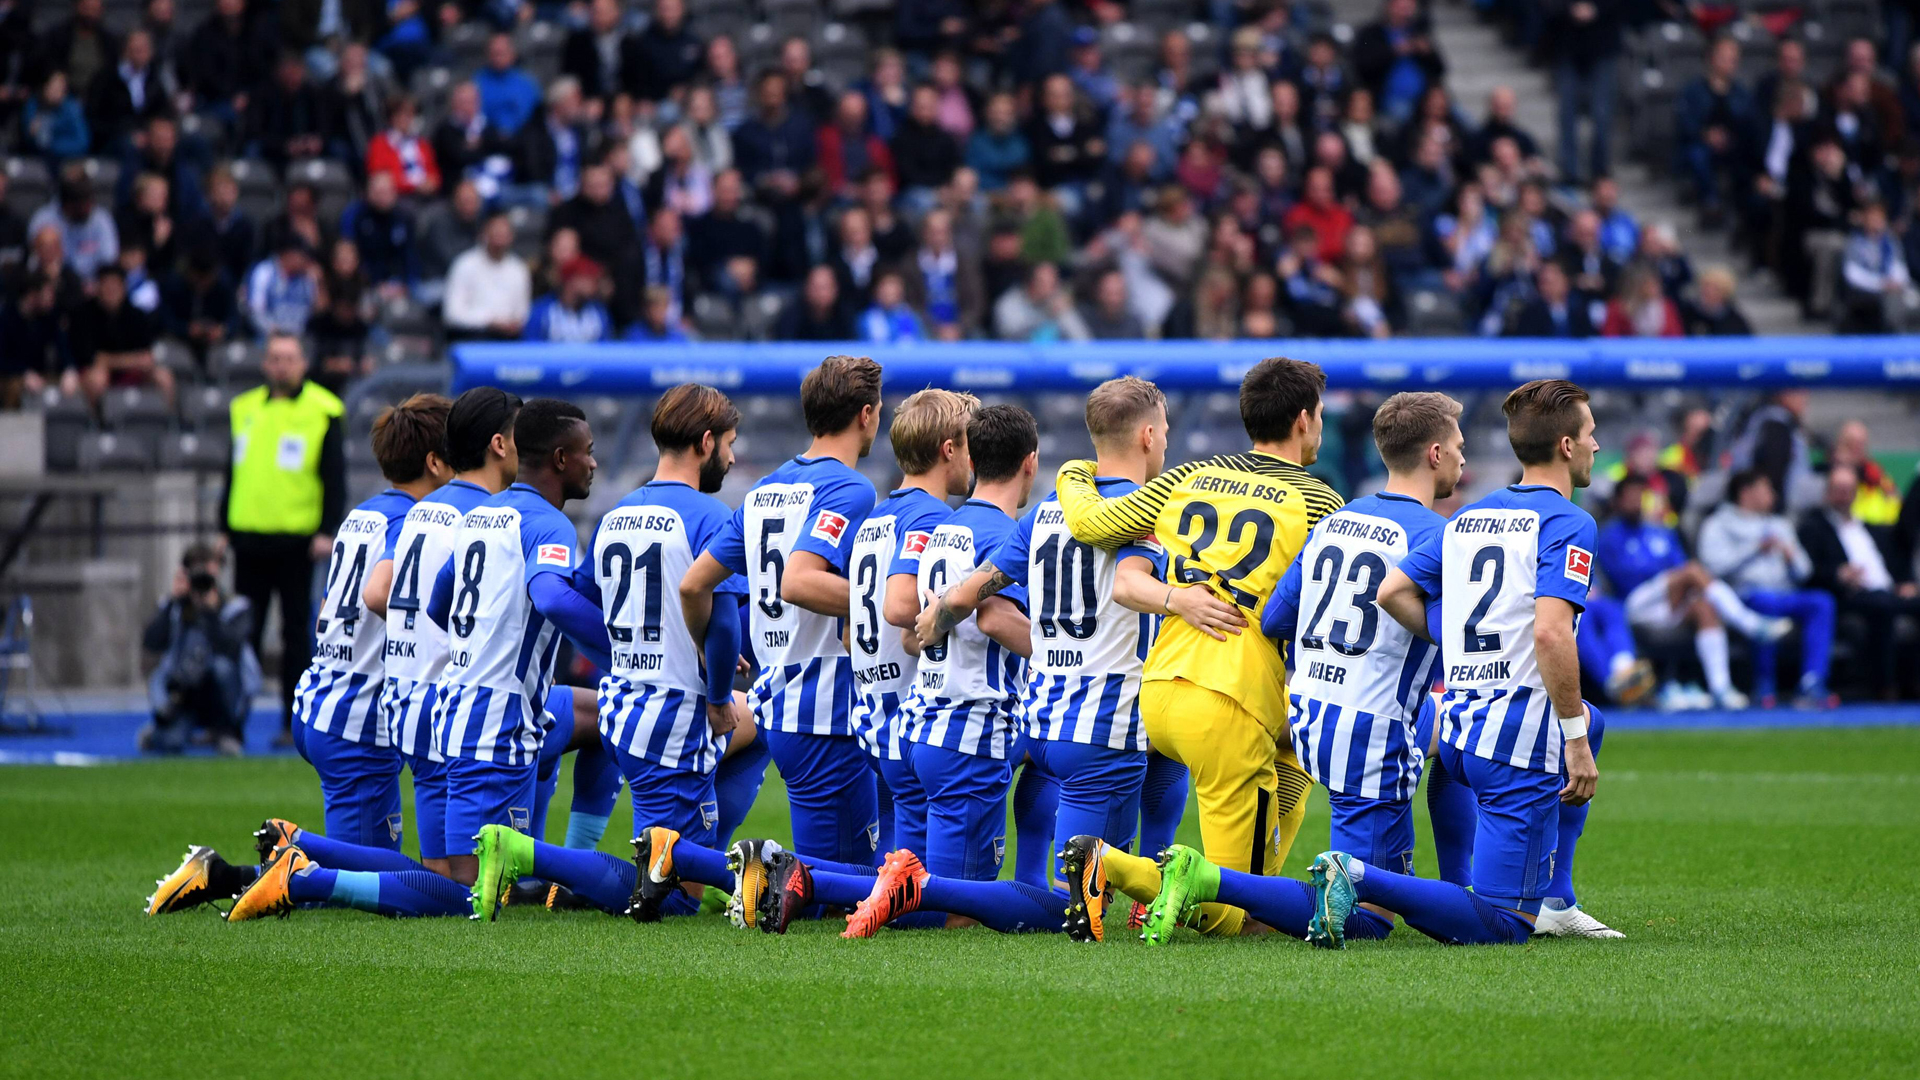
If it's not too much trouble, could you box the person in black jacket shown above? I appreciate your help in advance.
[548,162,641,320]
[180,0,271,126]
[563,0,627,105]
[513,79,599,198]
[686,168,769,295]
[83,30,173,154]
[1798,465,1920,699]
[892,84,963,196]
[139,542,259,755]
[29,0,118,99]
[1508,262,1595,337]
[246,53,327,172]
[1023,74,1104,198]
[622,0,703,105]
[1351,0,1445,125]
[430,81,513,189]
[161,245,237,364]
[777,264,855,340]
[1682,265,1754,336]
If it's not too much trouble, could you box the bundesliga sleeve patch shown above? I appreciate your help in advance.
[811,510,850,544]
[902,530,932,556]
[1564,545,1593,587]
[536,543,572,567]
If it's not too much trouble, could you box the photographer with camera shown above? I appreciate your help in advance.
[138,543,263,756]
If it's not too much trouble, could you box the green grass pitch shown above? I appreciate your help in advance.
[3,726,1917,1079]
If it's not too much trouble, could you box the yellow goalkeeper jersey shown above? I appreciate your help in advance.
[1054,451,1342,728]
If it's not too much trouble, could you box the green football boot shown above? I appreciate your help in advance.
[1307,851,1359,950]
[1142,845,1219,945]
[471,825,537,922]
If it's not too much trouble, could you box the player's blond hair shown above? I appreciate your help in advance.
[890,388,979,475]
[1372,392,1463,473]
[1084,376,1167,448]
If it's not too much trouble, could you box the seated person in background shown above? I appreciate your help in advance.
[1698,470,1836,707]
[523,256,612,343]
[1839,200,1915,334]
[993,261,1091,342]
[139,543,261,757]
[1682,265,1752,336]
[1508,261,1594,338]
[623,285,690,343]
[161,248,238,365]
[1827,419,1904,526]
[0,276,72,408]
[859,268,925,344]
[70,264,174,409]
[1797,465,1920,701]
[1598,473,1792,711]
[777,264,856,341]
[443,212,530,341]
[1601,264,1683,337]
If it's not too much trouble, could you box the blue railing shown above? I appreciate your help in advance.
[451,337,1920,396]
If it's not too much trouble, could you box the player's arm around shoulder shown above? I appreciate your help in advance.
[1112,553,1246,640]
[914,559,1016,650]
[977,595,1032,659]
[1054,457,1204,548]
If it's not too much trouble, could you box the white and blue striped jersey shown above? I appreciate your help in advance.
[593,480,747,774]
[1399,484,1598,775]
[1265,492,1444,800]
[707,455,876,737]
[996,478,1163,752]
[900,500,1028,760]
[432,483,581,767]
[379,478,493,763]
[294,488,414,746]
[847,487,953,761]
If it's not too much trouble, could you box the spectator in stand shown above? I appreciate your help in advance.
[734,71,816,205]
[549,162,641,321]
[1699,469,1836,707]
[778,265,854,341]
[71,263,171,408]
[857,49,910,142]
[1433,181,1495,294]
[322,42,389,171]
[1826,39,1905,168]
[340,171,416,295]
[1509,261,1594,338]
[179,166,251,285]
[1799,465,1920,700]
[518,77,596,202]
[1141,184,1207,293]
[262,182,330,268]
[1732,389,1817,514]
[1676,35,1755,230]
[1662,405,1717,485]
[524,256,612,343]
[182,0,271,127]
[246,52,327,172]
[1469,85,1541,169]
[1639,221,1695,304]
[416,179,483,293]
[1337,225,1395,338]
[1683,265,1753,336]
[1399,131,1454,216]
[624,285,689,343]
[1211,28,1275,132]
[85,30,172,155]
[28,168,118,281]
[893,83,963,204]
[245,237,321,337]
[475,33,540,139]
[778,37,834,125]
[1067,27,1118,118]
[1546,0,1621,183]
[443,211,530,341]
[1602,263,1683,338]
[22,72,90,164]
[308,238,371,392]
[1754,38,1811,132]
[904,208,979,340]
[818,91,894,201]
[638,206,689,327]
[431,81,510,196]
[1599,472,1790,711]
[1352,0,1445,124]
[704,35,749,132]
[1310,128,1369,205]
[827,206,881,309]
[12,224,87,321]
[642,124,713,218]
[1083,268,1143,340]
[37,0,117,103]
[858,269,924,345]
[1782,133,1860,319]
[926,50,975,143]
[160,246,237,363]
[1278,223,1343,336]
[1839,200,1915,334]
[1283,166,1353,264]
[968,92,1032,193]
[625,0,703,105]
[1024,74,1104,214]
[367,95,440,199]
[562,0,626,105]
[117,115,204,225]
[859,171,914,265]
[687,169,769,298]
[1590,175,1639,263]
[1295,32,1349,127]
[0,277,72,407]
[994,261,1088,343]
[1828,421,1904,526]
[1107,84,1179,179]
[1008,0,1075,88]
[679,85,735,176]
[1558,208,1621,301]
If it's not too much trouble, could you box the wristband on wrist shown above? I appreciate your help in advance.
[1162,586,1175,614]
[1557,707,1589,742]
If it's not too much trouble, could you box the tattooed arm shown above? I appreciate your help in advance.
[912,560,1016,650]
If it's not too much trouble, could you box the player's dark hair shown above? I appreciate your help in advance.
[968,404,1039,483]
[515,398,589,468]
[800,355,884,437]
[1372,392,1463,473]
[371,393,453,483]
[1240,357,1326,444]
[1084,376,1166,447]
[1503,379,1591,465]
[446,386,522,472]
[652,383,741,454]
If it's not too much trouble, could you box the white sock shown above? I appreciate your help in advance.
[1696,626,1733,696]
[1705,580,1767,637]
[1608,653,1636,683]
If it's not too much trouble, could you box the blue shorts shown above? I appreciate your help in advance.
[1437,741,1561,915]
[296,722,403,851]
[1328,791,1416,875]
[1026,738,1146,852]
[403,753,451,861]
[765,730,880,866]
[617,746,720,848]
[443,756,539,857]
[911,742,1013,880]
[874,749,928,860]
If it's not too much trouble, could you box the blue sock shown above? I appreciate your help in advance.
[1138,754,1189,855]
[532,839,636,913]
[1011,764,1059,888]
[531,767,559,844]
[1344,907,1395,940]
[875,772,896,855]
[667,836,735,891]
[377,870,471,917]
[920,876,1065,934]
[287,864,339,906]
[1349,860,1531,945]
[1425,754,1475,888]
[811,867,883,909]
[294,829,424,873]
[713,734,772,848]
[1548,705,1605,906]
[566,734,621,850]
[1213,868,1315,938]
